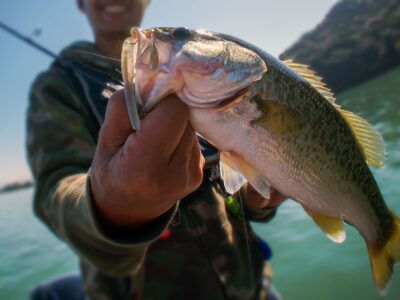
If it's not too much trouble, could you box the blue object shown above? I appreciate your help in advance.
[30,274,85,300]
[258,238,273,260]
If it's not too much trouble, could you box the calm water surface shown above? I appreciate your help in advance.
[1,68,400,299]
[0,188,78,299]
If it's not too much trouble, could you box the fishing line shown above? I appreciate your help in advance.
[0,21,123,87]
[0,21,120,64]
[237,188,255,287]
[67,50,122,63]
[1,20,219,145]
[3,19,259,290]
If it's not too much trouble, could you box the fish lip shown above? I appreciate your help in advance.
[130,27,140,44]
[130,27,160,116]
[131,27,171,116]
[131,28,144,114]
[131,27,161,41]
[131,27,145,44]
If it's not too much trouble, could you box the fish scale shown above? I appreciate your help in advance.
[121,27,400,290]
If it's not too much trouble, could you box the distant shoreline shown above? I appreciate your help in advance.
[0,181,33,194]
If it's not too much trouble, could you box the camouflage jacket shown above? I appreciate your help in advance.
[27,41,277,300]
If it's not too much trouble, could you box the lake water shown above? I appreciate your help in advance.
[1,67,400,299]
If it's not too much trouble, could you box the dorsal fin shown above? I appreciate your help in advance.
[338,109,386,167]
[282,59,338,107]
[282,59,385,168]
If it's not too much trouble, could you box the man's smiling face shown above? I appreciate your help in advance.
[77,0,146,36]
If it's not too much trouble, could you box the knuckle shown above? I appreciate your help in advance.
[90,165,110,197]
[199,155,206,169]
[189,165,204,190]
[96,124,108,147]
[109,89,125,104]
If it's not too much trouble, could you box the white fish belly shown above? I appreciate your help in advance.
[189,102,381,243]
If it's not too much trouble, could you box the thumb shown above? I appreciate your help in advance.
[98,89,135,153]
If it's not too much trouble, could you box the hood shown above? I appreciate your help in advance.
[58,41,118,70]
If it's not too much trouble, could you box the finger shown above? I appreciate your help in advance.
[166,127,204,200]
[100,89,135,151]
[169,124,197,166]
[186,137,204,191]
[268,188,288,207]
[134,95,190,162]
[166,124,196,181]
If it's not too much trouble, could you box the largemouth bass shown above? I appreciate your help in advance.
[121,27,400,290]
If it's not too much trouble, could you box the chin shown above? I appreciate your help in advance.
[98,24,130,37]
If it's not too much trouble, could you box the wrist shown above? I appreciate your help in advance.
[89,172,154,231]
[87,175,180,244]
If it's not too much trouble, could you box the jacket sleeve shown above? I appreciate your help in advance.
[27,66,175,276]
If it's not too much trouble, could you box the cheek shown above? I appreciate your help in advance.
[84,4,103,27]
[177,55,223,75]
[181,70,227,94]
[181,62,218,74]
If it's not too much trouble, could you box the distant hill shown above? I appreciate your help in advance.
[280,0,400,93]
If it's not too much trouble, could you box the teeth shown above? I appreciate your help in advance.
[104,5,125,13]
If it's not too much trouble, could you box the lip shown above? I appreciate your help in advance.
[103,4,126,13]
[100,2,131,14]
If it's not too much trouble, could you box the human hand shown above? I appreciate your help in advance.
[245,184,287,211]
[90,90,205,230]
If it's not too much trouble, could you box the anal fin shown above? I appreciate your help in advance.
[303,207,346,244]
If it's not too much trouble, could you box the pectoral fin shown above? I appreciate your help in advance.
[220,152,270,198]
[303,207,346,243]
[256,100,305,138]
[219,152,247,195]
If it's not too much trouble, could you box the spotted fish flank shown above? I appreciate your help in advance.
[123,27,400,290]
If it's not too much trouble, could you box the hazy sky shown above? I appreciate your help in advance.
[0,0,337,186]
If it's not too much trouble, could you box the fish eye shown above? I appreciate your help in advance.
[171,27,192,40]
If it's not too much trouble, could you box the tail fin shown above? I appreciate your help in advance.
[368,213,400,291]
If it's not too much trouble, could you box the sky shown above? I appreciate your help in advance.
[0,0,337,186]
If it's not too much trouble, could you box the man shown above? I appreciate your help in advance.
[28,0,285,299]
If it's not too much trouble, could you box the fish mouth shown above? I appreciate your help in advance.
[130,27,175,116]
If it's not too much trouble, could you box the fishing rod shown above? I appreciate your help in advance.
[0,20,219,158]
[0,21,123,87]
[0,21,58,59]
